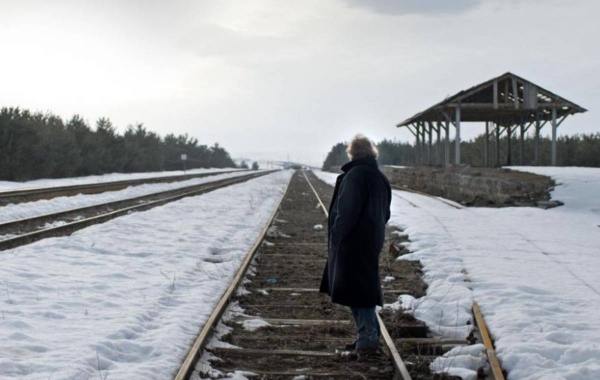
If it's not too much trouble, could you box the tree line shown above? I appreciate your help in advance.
[322,133,600,170]
[0,107,237,181]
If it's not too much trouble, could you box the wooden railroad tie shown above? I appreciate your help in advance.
[211,347,335,358]
[217,368,379,378]
[257,287,413,294]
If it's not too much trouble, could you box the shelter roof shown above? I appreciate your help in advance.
[397,72,587,127]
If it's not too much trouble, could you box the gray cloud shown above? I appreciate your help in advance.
[341,0,482,15]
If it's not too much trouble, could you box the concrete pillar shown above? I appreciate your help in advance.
[495,124,501,167]
[415,124,421,165]
[507,125,512,166]
[484,121,489,167]
[420,123,426,165]
[428,122,433,166]
[551,106,558,166]
[455,107,461,165]
[534,112,540,165]
[445,120,450,166]
[436,123,442,166]
[519,120,525,166]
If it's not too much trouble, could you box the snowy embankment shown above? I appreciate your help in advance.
[0,168,242,191]
[315,168,600,380]
[0,170,259,226]
[0,170,293,379]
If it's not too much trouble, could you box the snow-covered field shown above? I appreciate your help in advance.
[0,170,260,226]
[0,168,242,191]
[0,170,293,379]
[315,168,600,380]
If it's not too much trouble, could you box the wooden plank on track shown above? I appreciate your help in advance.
[259,287,412,294]
[260,287,320,292]
[397,338,469,345]
[235,317,351,326]
[211,347,335,358]
[384,289,415,294]
[242,305,344,309]
[218,368,363,377]
[260,259,327,264]
[260,254,325,258]
[235,336,352,342]
[473,302,505,380]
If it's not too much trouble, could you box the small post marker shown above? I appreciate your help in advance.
[181,154,187,173]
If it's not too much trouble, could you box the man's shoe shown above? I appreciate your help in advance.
[355,345,381,360]
[344,340,357,351]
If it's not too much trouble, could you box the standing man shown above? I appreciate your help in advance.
[320,134,392,357]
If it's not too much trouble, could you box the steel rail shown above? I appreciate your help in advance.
[473,302,506,380]
[301,170,413,380]
[0,169,247,206]
[173,174,292,380]
[0,171,274,251]
[0,172,263,235]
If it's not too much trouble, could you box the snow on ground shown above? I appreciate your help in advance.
[510,166,600,218]
[0,170,261,226]
[0,170,293,380]
[312,170,338,186]
[315,168,600,380]
[0,168,242,191]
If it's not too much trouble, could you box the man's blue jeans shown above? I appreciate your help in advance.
[350,307,380,349]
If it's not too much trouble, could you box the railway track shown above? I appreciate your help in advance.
[0,171,273,251]
[175,171,424,379]
[390,183,505,380]
[390,185,464,210]
[0,169,246,206]
[176,170,506,380]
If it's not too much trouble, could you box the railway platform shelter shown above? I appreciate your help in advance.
[396,72,587,166]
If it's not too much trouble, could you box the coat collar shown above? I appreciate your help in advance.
[341,156,378,173]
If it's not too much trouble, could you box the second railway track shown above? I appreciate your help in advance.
[0,169,246,206]
[0,171,274,251]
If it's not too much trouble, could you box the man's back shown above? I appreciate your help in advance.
[319,135,392,355]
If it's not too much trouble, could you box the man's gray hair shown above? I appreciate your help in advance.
[346,134,379,161]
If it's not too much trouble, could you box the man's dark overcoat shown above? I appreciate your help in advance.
[319,156,392,307]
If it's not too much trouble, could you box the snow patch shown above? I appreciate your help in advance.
[241,318,272,332]
[389,167,600,379]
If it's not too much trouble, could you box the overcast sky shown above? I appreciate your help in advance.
[0,0,597,165]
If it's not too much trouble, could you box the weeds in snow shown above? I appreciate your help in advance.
[160,270,177,306]
[5,282,12,304]
[96,352,110,380]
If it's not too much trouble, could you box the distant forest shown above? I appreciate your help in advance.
[323,134,600,170]
[0,107,237,181]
